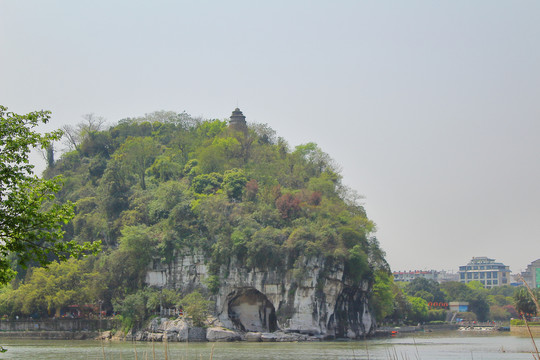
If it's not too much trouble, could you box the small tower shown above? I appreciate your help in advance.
[229,107,247,133]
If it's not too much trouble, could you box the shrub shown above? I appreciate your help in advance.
[181,291,213,327]
[511,319,540,326]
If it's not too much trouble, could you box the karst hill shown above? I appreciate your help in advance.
[24,108,391,338]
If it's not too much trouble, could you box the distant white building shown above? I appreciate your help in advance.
[437,270,460,283]
[458,257,511,288]
[393,270,438,282]
[393,269,459,283]
[521,259,540,288]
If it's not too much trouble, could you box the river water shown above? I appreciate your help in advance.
[0,331,538,359]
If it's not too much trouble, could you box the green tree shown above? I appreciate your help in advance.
[442,281,491,321]
[490,305,511,321]
[414,290,434,303]
[79,131,113,158]
[62,113,107,153]
[0,106,99,284]
[405,278,446,303]
[196,119,227,139]
[147,155,183,182]
[101,225,156,296]
[441,281,472,301]
[407,296,428,323]
[114,137,160,190]
[345,245,370,284]
[389,284,410,323]
[7,259,103,317]
[371,270,395,321]
[246,227,285,268]
[222,168,247,201]
[513,287,538,319]
[113,289,149,331]
[191,172,223,195]
[180,290,213,327]
[197,136,241,173]
[146,288,182,312]
[467,288,490,322]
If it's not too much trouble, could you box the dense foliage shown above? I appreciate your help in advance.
[513,287,540,320]
[0,110,390,324]
[377,278,526,325]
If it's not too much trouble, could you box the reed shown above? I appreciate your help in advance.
[520,275,540,317]
[101,336,106,360]
[518,275,540,360]
[164,335,169,360]
[412,336,421,360]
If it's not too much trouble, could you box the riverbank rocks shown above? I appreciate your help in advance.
[187,327,207,342]
[138,319,323,343]
[97,331,112,340]
[146,252,375,339]
[162,318,189,341]
[261,332,278,342]
[138,319,207,342]
[245,332,262,342]
[206,327,242,341]
[139,318,189,341]
[147,333,164,341]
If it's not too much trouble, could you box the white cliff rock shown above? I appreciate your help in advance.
[146,251,375,339]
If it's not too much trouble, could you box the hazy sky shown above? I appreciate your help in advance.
[2,1,539,273]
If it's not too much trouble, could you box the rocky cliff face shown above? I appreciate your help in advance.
[146,251,375,339]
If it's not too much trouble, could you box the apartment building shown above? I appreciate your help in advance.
[458,257,510,288]
[521,259,540,288]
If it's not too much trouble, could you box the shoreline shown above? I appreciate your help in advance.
[2,320,519,343]
[0,324,464,342]
[0,330,99,340]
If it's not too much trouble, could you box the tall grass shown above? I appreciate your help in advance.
[518,275,540,360]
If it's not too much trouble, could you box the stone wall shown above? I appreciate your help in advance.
[0,319,117,332]
[510,325,540,336]
[0,331,98,340]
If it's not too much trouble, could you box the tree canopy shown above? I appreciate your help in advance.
[0,106,99,284]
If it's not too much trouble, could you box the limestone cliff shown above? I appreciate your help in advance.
[146,251,375,339]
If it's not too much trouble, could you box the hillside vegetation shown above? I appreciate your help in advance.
[0,110,391,322]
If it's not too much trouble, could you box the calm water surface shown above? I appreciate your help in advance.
[1,331,538,359]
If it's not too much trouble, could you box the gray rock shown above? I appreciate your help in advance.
[206,327,242,342]
[147,332,163,342]
[188,327,207,342]
[245,332,262,342]
[260,332,278,342]
[163,319,189,341]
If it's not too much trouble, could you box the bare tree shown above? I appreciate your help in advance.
[62,113,107,152]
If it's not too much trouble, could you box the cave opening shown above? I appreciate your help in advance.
[227,288,277,332]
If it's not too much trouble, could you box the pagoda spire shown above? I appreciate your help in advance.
[229,107,247,133]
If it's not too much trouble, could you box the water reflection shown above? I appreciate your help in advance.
[0,331,538,359]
